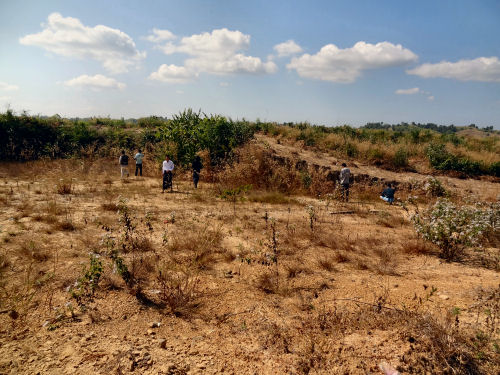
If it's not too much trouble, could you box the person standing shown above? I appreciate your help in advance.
[162,155,174,193]
[339,163,351,202]
[380,183,396,204]
[119,150,129,178]
[134,149,144,177]
[192,155,203,189]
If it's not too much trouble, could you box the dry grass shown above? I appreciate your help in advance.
[285,261,309,278]
[248,191,296,204]
[401,239,436,255]
[19,240,50,262]
[155,263,200,316]
[0,152,498,374]
[101,203,119,211]
[53,220,77,232]
[55,179,73,195]
[256,271,279,294]
[317,256,337,272]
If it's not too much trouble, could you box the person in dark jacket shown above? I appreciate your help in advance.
[192,155,203,189]
[119,150,129,178]
[380,183,396,204]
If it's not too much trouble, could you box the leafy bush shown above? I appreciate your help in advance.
[158,109,254,166]
[345,142,358,158]
[424,177,448,197]
[426,143,484,176]
[489,161,500,177]
[411,199,498,260]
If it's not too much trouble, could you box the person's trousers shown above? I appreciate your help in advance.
[341,183,349,201]
[135,164,142,176]
[120,166,129,178]
[193,170,200,188]
[380,196,394,204]
[163,171,172,190]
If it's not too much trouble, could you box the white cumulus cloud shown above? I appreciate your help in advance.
[64,74,126,90]
[149,64,197,83]
[20,13,145,74]
[273,40,303,57]
[395,87,421,95]
[287,41,418,83]
[149,28,277,83]
[145,28,176,43]
[407,57,500,82]
[0,82,19,91]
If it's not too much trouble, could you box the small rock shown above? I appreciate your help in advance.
[147,329,156,335]
[159,339,167,349]
[150,322,161,328]
[439,295,450,300]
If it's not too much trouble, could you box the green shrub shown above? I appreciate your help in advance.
[424,177,448,197]
[70,254,104,306]
[489,161,500,177]
[345,142,358,158]
[158,109,254,166]
[426,143,484,176]
[393,147,409,169]
[367,148,384,161]
[411,199,497,260]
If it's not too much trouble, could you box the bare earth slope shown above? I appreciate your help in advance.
[256,133,500,201]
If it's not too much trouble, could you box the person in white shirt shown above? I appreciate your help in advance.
[162,155,175,192]
[339,163,351,202]
[134,149,144,177]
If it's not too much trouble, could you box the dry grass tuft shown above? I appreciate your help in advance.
[256,271,279,294]
[401,239,435,255]
[372,247,399,275]
[248,191,296,205]
[56,179,73,195]
[317,256,337,272]
[0,252,9,270]
[156,263,200,316]
[101,203,119,212]
[285,262,308,278]
[333,251,350,263]
[54,220,77,231]
[19,240,50,262]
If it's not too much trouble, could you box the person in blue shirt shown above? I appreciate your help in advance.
[380,183,396,204]
[134,149,144,176]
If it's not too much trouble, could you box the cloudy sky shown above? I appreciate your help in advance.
[1,0,500,127]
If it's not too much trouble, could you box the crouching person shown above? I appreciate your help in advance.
[380,183,396,204]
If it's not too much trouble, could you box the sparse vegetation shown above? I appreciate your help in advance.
[0,111,498,374]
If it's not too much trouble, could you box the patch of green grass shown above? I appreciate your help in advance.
[248,192,297,204]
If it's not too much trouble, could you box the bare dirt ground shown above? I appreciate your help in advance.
[0,151,498,374]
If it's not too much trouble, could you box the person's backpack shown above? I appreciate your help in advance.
[120,155,129,165]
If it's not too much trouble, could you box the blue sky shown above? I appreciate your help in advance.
[1,0,500,127]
